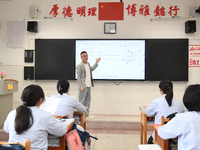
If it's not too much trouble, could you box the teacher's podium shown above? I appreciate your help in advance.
[0,79,18,127]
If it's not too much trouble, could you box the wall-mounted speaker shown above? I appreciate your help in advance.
[27,21,38,33]
[24,67,34,80]
[185,20,196,33]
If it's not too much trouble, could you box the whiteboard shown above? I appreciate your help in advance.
[75,39,145,80]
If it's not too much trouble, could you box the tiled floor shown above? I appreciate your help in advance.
[90,133,141,150]
[86,114,152,150]
[86,114,141,133]
[86,114,141,122]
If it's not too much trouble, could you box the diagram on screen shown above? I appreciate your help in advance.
[122,47,142,65]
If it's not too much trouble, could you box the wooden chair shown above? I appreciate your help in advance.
[0,139,31,150]
[161,116,169,124]
[152,116,169,144]
[48,114,74,150]
[156,116,177,150]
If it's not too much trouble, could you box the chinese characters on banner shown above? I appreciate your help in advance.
[126,4,179,17]
[49,4,97,17]
[189,45,200,67]
[49,3,180,20]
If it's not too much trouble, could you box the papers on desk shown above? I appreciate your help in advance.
[58,118,75,128]
[139,105,145,112]
[139,104,150,112]
[39,97,60,114]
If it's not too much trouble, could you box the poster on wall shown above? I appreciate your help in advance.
[189,45,200,67]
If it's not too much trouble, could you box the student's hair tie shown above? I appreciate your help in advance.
[23,102,27,106]
[59,85,62,91]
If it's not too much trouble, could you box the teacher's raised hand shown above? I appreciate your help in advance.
[96,57,101,64]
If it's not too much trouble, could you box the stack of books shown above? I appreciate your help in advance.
[48,134,60,147]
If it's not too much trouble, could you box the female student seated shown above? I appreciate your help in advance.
[145,79,186,144]
[51,78,86,118]
[158,84,200,150]
[4,84,67,150]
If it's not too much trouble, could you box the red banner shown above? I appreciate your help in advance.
[189,45,200,67]
[98,2,124,20]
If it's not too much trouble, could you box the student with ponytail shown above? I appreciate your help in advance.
[51,78,86,118]
[158,84,200,150]
[4,85,67,150]
[145,79,186,144]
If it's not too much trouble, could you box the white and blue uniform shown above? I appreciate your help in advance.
[4,106,67,150]
[145,94,186,139]
[51,93,86,118]
[158,111,200,150]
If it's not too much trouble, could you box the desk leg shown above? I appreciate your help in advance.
[154,130,157,142]
[140,123,143,144]
[144,115,147,144]
[144,125,147,144]
[84,122,86,131]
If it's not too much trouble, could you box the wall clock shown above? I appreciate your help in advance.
[104,23,116,34]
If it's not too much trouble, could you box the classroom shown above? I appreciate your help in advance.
[0,0,200,149]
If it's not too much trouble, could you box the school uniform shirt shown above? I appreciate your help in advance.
[145,94,186,139]
[51,93,86,118]
[158,111,200,150]
[4,106,67,150]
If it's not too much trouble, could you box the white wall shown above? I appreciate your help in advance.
[0,0,200,115]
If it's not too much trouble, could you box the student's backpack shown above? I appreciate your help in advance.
[165,112,178,150]
[72,124,98,149]
[165,112,177,124]
[0,144,25,150]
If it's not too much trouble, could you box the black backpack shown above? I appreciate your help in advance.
[165,112,178,150]
[165,112,177,123]
[72,124,98,147]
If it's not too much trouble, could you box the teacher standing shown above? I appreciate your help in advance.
[76,51,101,118]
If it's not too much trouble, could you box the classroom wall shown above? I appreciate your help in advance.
[0,0,200,115]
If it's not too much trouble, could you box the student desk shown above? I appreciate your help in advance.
[48,121,75,150]
[48,110,86,150]
[152,124,168,150]
[139,105,154,144]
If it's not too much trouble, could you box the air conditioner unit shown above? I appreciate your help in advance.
[29,6,38,18]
